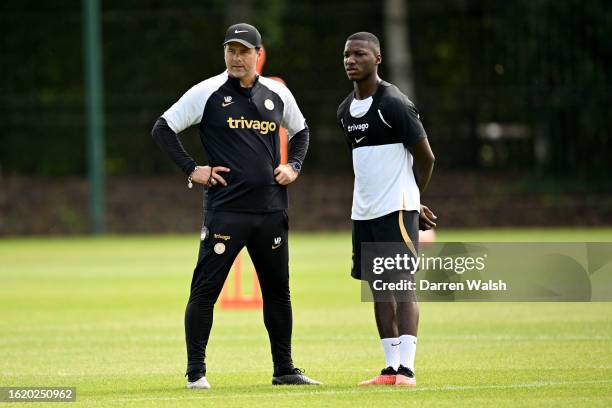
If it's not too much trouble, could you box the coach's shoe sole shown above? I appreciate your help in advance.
[272,374,322,385]
[187,376,211,389]
[358,375,397,386]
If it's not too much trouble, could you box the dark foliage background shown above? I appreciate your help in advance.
[1,0,610,180]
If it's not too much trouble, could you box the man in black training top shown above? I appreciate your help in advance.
[337,32,436,387]
[152,23,320,389]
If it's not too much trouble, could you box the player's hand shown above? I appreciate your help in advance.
[191,166,231,187]
[274,164,298,185]
[419,204,437,230]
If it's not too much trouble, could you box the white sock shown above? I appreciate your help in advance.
[398,335,417,372]
[381,338,400,370]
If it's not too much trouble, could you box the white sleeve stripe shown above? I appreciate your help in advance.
[258,76,306,138]
[161,71,228,134]
[378,109,392,128]
[164,116,180,134]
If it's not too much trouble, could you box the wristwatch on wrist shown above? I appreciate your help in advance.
[288,161,301,173]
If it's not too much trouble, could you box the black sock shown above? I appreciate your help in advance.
[273,365,296,377]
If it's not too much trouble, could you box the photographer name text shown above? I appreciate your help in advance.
[372,279,508,292]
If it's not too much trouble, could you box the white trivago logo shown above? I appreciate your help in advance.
[235,30,249,34]
[347,123,369,132]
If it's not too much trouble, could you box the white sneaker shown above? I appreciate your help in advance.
[187,376,211,389]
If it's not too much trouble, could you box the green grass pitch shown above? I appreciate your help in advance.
[1,229,612,407]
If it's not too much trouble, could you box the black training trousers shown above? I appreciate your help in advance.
[184,210,293,377]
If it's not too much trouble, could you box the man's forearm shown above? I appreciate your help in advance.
[287,127,310,166]
[408,137,435,193]
[413,158,434,193]
[151,117,197,175]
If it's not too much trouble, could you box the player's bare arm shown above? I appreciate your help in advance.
[409,138,436,230]
[408,137,435,193]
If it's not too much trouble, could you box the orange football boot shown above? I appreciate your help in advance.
[358,367,397,386]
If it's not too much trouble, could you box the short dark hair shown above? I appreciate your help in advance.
[346,32,381,54]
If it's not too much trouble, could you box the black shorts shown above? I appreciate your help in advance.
[351,210,419,281]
